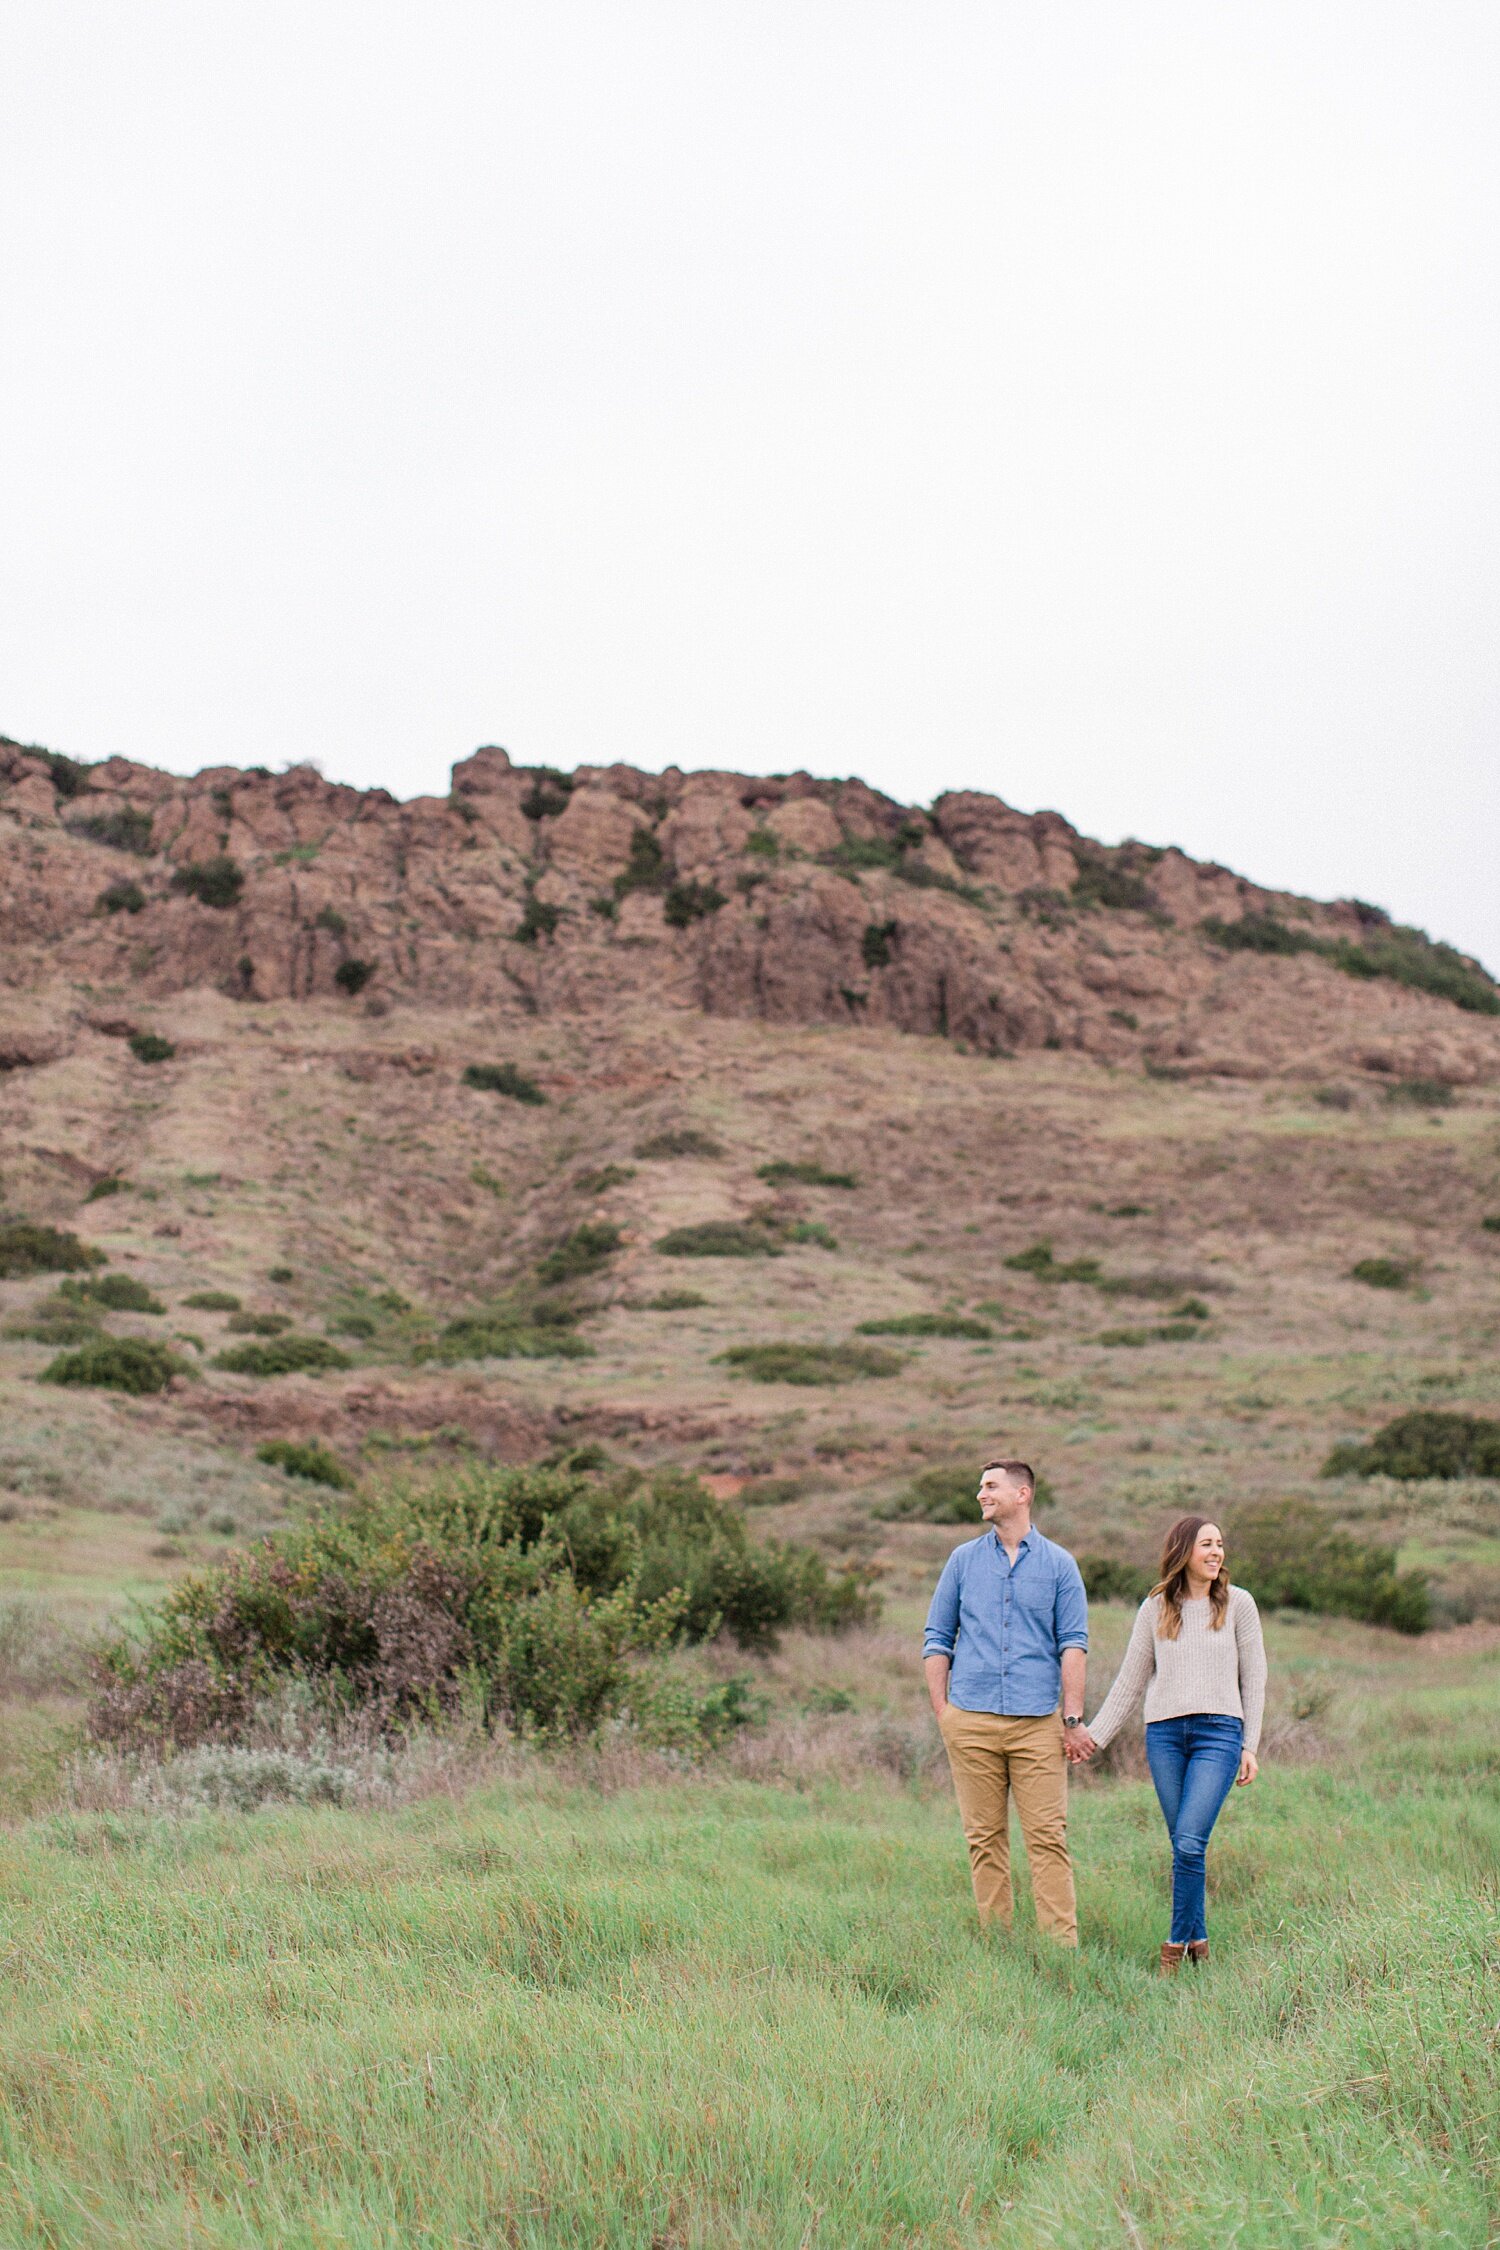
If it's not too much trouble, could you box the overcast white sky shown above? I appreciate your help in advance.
[3,3,1497,967]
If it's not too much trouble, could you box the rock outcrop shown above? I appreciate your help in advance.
[3,736,1497,1084]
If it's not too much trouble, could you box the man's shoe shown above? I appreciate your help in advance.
[1186,1941,1210,1966]
[1159,1942,1187,1975]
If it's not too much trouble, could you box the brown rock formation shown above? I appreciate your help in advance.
[3,735,1497,1085]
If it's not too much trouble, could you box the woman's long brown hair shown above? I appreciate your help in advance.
[1152,1514,1231,1639]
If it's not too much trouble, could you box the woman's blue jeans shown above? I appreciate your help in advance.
[1145,1713,1243,1944]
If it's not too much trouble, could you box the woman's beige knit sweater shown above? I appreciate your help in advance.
[1088,1586,1267,1754]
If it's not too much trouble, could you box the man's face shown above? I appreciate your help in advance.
[977,1468,1030,1524]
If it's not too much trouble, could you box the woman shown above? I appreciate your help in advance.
[1083,1516,1267,1972]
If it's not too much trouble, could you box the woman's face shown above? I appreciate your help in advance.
[1192,1522,1225,1579]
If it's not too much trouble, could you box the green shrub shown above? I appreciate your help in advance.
[757,1160,859,1189]
[1107,1203,1149,1216]
[555,1469,875,1649]
[518,767,574,820]
[268,1266,295,1284]
[213,1336,351,1377]
[227,1311,292,1335]
[1383,1078,1454,1109]
[860,921,898,968]
[536,1222,622,1284]
[636,1290,708,1311]
[1019,886,1070,927]
[38,747,93,798]
[334,958,374,994]
[663,879,726,927]
[463,1062,546,1104]
[738,1476,806,1506]
[1071,858,1151,912]
[635,1128,723,1159]
[1202,914,1498,1016]
[128,1031,175,1064]
[1003,1242,1102,1284]
[1351,1257,1413,1290]
[5,1298,102,1346]
[69,805,153,853]
[1172,1297,1211,1320]
[1201,912,1319,957]
[513,895,561,945]
[1482,1215,1500,1233]
[184,1291,241,1311]
[1228,1497,1429,1632]
[85,1175,124,1201]
[1328,928,1498,1015]
[1078,1555,1153,1602]
[1313,1085,1355,1109]
[856,1313,991,1339]
[416,1316,593,1365]
[171,856,243,910]
[59,1274,164,1314]
[1100,1312,1208,1344]
[40,1337,189,1395]
[86,1463,874,1749]
[826,835,902,872]
[892,860,985,904]
[877,1466,1057,1523]
[0,1222,105,1279]
[655,1222,778,1258]
[576,1164,635,1193]
[315,905,347,936]
[744,826,779,859]
[97,880,145,915]
[1097,1321,1205,1345]
[1321,1410,1500,1481]
[715,1341,901,1386]
[613,827,668,900]
[1095,1271,1210,1301]
[781,1220,837,1250]
[256,1440,355,1490]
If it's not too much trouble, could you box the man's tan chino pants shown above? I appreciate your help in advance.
[938,1704,1078,1944]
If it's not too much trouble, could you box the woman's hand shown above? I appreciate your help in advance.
[1236,1749,1259,1786]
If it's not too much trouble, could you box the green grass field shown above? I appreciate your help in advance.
[0,1618,1494,2249]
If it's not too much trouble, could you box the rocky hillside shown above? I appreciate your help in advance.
[3,736,1497,1084]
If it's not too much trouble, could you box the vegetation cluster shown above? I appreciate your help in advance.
[0,1223,104,1279]
[716,1341,903,1386]
[1323,1410,1500,1481]
[88,1465,875,1750]
[1201,910,1499,1015]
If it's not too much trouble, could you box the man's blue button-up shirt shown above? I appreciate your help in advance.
[922,1526,1089,1716]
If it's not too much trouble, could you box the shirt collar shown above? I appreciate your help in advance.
[990,1524,1035,1557]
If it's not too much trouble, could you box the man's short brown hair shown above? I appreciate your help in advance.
[981,1458,1036,1494]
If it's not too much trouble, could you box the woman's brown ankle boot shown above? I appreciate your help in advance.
[1159,1942,1187,1974]
[1186,1941,1210,1966]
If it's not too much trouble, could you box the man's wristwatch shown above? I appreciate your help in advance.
[1063,1714,1085,1729]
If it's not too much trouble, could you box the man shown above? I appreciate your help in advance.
[922,1459,1090,1945]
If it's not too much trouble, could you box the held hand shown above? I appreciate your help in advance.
[1064,1726,1097,1763]
[1236,1750,1259,1786]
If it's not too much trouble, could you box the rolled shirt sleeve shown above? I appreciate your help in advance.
[1054,1553,1089,1652]
[922,1550,962,1659]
